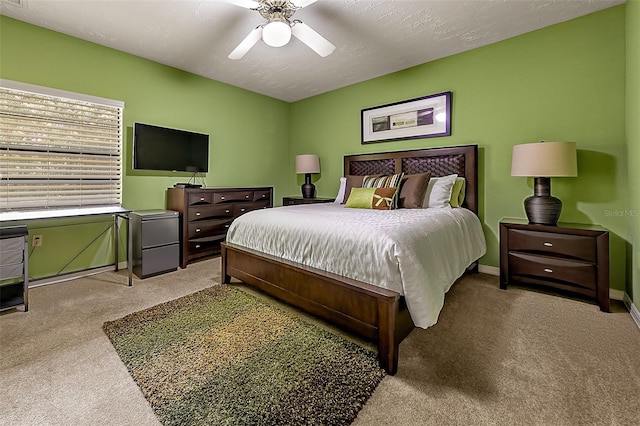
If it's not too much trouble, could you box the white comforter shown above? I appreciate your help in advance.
[226,203,486,328]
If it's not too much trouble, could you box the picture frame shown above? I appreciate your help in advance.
[361,91,452,144]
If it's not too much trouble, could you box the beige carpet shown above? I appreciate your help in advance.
[1,258,639,425]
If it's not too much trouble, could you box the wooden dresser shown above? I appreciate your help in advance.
[500,219,609,312]
[167,187,273,268]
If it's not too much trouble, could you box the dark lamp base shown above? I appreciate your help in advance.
[524,195,562,226]
[524,176,562,226]
[301,173,315,199]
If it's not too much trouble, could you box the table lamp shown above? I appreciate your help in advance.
[295,154,320,198]
[511,141,577,226]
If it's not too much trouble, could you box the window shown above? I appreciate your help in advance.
[0,80,124,212]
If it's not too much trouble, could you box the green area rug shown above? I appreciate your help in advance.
[103,285,385,425]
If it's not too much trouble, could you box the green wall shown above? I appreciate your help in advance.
[627,0,640,305]
[0,16,290,279]
[289,6,628,291]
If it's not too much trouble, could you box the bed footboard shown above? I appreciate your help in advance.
[221,242,413,374]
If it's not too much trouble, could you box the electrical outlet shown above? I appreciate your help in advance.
[32,234,43,247]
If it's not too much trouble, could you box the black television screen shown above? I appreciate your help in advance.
[133,122,209,172]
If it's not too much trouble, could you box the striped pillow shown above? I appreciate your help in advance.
[362,173,404,208]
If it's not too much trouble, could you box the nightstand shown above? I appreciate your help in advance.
[282,196,335,206]
[500,219,609,312]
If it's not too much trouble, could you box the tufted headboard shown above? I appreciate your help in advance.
[343,145,478,214]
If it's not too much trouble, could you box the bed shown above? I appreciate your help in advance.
[221,145,484,374]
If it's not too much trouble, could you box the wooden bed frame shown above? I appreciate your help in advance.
[221,145,479,374]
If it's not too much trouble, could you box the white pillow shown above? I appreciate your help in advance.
[423,174,458,208]
[334,177,347,203]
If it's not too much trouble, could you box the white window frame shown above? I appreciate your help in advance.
[0,79,124,215]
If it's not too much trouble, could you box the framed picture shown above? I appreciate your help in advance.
[361,91,452,144]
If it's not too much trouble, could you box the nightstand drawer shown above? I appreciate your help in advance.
[509,252,596,290]
[508,229,596,262]
[282,196,335,205]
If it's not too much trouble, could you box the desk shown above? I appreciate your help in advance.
[0,206,133,286]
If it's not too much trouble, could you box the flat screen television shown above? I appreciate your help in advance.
[133,122,209,172]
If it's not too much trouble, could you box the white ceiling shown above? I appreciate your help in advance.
[0,0,625,102]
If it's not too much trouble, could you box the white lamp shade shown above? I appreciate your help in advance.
[295,154,320,174]
[511,141,577,177]
[262,21,292,47]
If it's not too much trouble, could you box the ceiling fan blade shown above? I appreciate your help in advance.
[224,0,260,9]
[228,26,263,60]
[290,0,319,8]
[291,22,335,57]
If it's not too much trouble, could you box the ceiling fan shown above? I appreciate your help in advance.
[226,0,336,60]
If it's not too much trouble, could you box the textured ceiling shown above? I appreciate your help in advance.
[0,0,625,102]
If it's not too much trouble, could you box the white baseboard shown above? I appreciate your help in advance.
[478,264,499,276]
[610,289,625,301]
[479,262,640,330]
[623,293,640,331]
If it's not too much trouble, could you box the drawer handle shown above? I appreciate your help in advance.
[195,212,201,216]
[195,228,201,233]
[225,209,230,213]
[245,195,250,199]
[195,244,201,249]
[225,224,230,228]
[200,197,205,201]
[544,268,553,273]
[262,194,266,198]
[221,196,226,200]
[543,242,553,247]
[240,208,246,212]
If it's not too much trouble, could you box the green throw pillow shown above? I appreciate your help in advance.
[450,177,466,208]
[345,187,377,209]
[345,187,398,210]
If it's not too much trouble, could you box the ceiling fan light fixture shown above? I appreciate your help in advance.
[262,20,292,47]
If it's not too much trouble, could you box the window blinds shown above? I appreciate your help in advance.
[0,81,124,212]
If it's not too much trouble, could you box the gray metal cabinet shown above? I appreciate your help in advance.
[0,225,28,311]
[130,210,179,279]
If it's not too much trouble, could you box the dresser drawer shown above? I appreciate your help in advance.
[234,201,270,216]
[188,239,225,256]
[508,229,596,262]
[188,192,213,206]
[509,252,596,290]
[253,190,271,202]
[187,205,234,222]
[214,191,253,203]
[188,219,233,239]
